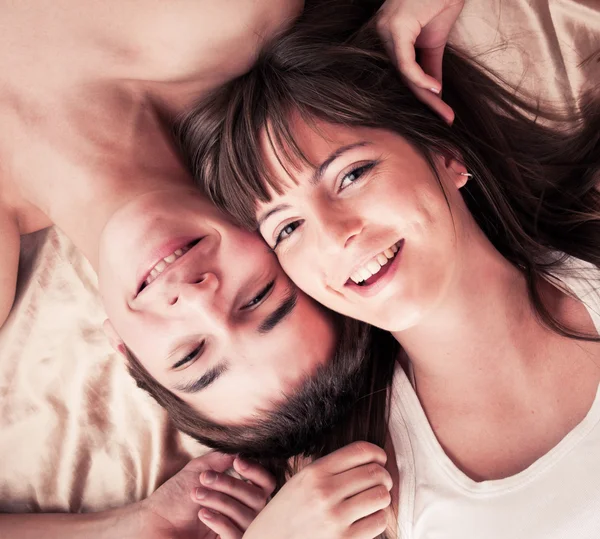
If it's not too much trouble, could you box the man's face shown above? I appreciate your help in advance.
[97,187,335,424]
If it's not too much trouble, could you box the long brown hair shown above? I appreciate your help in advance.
[177,2,600,345]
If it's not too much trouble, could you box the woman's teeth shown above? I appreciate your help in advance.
[350,241,401,285]
[145,246,189,286]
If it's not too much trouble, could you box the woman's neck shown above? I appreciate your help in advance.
[392,235,552,399]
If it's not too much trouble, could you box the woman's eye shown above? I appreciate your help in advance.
[339,163,375,191]
[173,341,205,370]
[242,280,274,310]
[274,220,302,248]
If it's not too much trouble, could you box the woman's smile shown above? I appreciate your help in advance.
[344,239,404,297]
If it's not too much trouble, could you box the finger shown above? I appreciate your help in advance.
[347,509,389,539]
[339,485,392,524]
[395,40,442,92]
[199,470,267,512]
[405,78,454,124]
[187,451,236,474]
[194,487,256,531]
[313,441,387,475]
[332,462,393,500]
[418,45,445,86]
[198,508,243,539]
[233,457,277,496]
[376,14,441,92]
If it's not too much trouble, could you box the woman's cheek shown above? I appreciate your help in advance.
[281,245,312,293]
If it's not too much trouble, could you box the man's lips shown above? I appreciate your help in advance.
[136,236,201,293]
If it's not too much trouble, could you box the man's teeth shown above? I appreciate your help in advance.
[350,241,400,285]
[145,247,187,286]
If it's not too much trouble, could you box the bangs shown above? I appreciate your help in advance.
[175,9,405,230]
[176,0,458,233]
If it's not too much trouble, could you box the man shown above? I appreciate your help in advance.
[0,1,461,537]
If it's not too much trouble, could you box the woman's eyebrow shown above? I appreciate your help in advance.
[256,141,372,227]
[257,203,291,227]
[311,141,371,185]
[257,287,298,334]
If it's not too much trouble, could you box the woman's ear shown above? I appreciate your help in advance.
[103,319,126,357]
[436,152,470,188]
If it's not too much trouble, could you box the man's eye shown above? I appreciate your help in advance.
[274,221,302,248]
[242,280,274,310]
[339,162,375,190]
[173,341,205,370]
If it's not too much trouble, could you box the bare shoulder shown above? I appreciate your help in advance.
[119,0,304,80]
[0,208,20,329]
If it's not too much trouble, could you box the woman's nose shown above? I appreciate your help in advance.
[317,210,364,252]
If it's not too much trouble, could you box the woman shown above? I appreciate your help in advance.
[178,3,600,537]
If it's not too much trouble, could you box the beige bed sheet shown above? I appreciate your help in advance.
[0,0,598,517]
[0,228,203,513]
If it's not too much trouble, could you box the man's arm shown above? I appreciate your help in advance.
[0,503,149,539]
[0,209,19,329]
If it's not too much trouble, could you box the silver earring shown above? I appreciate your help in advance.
[459,172,473,178]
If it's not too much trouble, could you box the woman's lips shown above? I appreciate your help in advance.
[348,240,402,285]
[344,239,404,297]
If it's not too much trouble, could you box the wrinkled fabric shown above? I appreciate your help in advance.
[0,0,598,516]
[0,228,203,513]
[450,0,599,108]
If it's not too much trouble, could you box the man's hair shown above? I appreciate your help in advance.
[129,1,403,499]
[126,312,399,485]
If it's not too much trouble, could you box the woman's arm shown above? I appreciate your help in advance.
[0,209,19,329]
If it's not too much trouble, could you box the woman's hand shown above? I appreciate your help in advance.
[243,442,393,539]
[376,0,465,123]
[141,452,275,539]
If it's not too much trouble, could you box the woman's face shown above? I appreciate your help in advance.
[256,119,471,332]
[97,187,335,424]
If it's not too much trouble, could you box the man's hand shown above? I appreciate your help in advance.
[376,0,465,123]
[140,452,275,539]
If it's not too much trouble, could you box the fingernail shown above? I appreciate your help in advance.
[236,457,249,471]
[200,508,216,520]
[202,471,217,484]
[195,487,208,500]
[429,87,440,95]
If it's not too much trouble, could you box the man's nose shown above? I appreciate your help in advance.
[166,272,227,327]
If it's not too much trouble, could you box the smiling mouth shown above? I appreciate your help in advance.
[140,238,202,291]
[347,240,403,287]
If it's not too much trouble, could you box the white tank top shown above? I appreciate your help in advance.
[389,258,600,539]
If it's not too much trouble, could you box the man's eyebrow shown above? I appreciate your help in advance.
[173,362,228,394]
[258,287,298,334]
[171,290,297,394]
[311,141,371,184]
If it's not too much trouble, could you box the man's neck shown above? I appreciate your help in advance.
[21,85,193,271]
